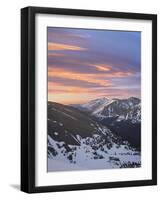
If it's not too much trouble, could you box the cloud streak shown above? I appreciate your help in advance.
[48,42,86,51]
[48,66,113,87]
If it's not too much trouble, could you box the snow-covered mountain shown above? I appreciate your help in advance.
[71,97,141,149]
[48,101,141,172]
[79,97,141,123]
[81,97,112,114]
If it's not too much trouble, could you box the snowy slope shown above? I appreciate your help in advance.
[98,97,141,123]
[48,134,140,171]
[48,101,141,172]
[81,97,111,114]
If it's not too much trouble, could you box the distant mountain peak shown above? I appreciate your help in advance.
[88,97,109,103]
[81,97,111,114]
[71,97,141,124]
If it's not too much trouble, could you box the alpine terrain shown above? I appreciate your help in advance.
[48,98,141,172]
[79,97,141,149]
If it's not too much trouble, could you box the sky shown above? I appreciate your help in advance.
[48,27,141,105]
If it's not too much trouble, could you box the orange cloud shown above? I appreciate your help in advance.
[48,82,90,92]
[47,65,135,104]
[48,53,65,57]
[48,82,98,104]
[49,81,121,97]
[89,63,112,71]
[113,71,133,77]
[48,81,139,104]
[48,67,112,87]
[48,86,91,94]
[48,42,86,51]
[48,66,133,86]
[48,92,96,105]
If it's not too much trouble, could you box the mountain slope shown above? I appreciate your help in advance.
[71,97,141,149]
[97,97,141,123]
[48,101,141,172]
[79,97,141,123]
[81,97,112,115]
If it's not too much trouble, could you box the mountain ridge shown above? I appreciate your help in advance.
[70,97,141,149]
[71,97,141,123]
[47,101,141,171]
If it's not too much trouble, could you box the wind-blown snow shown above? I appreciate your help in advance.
[48,130,141,172]
[82,97,111,114]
